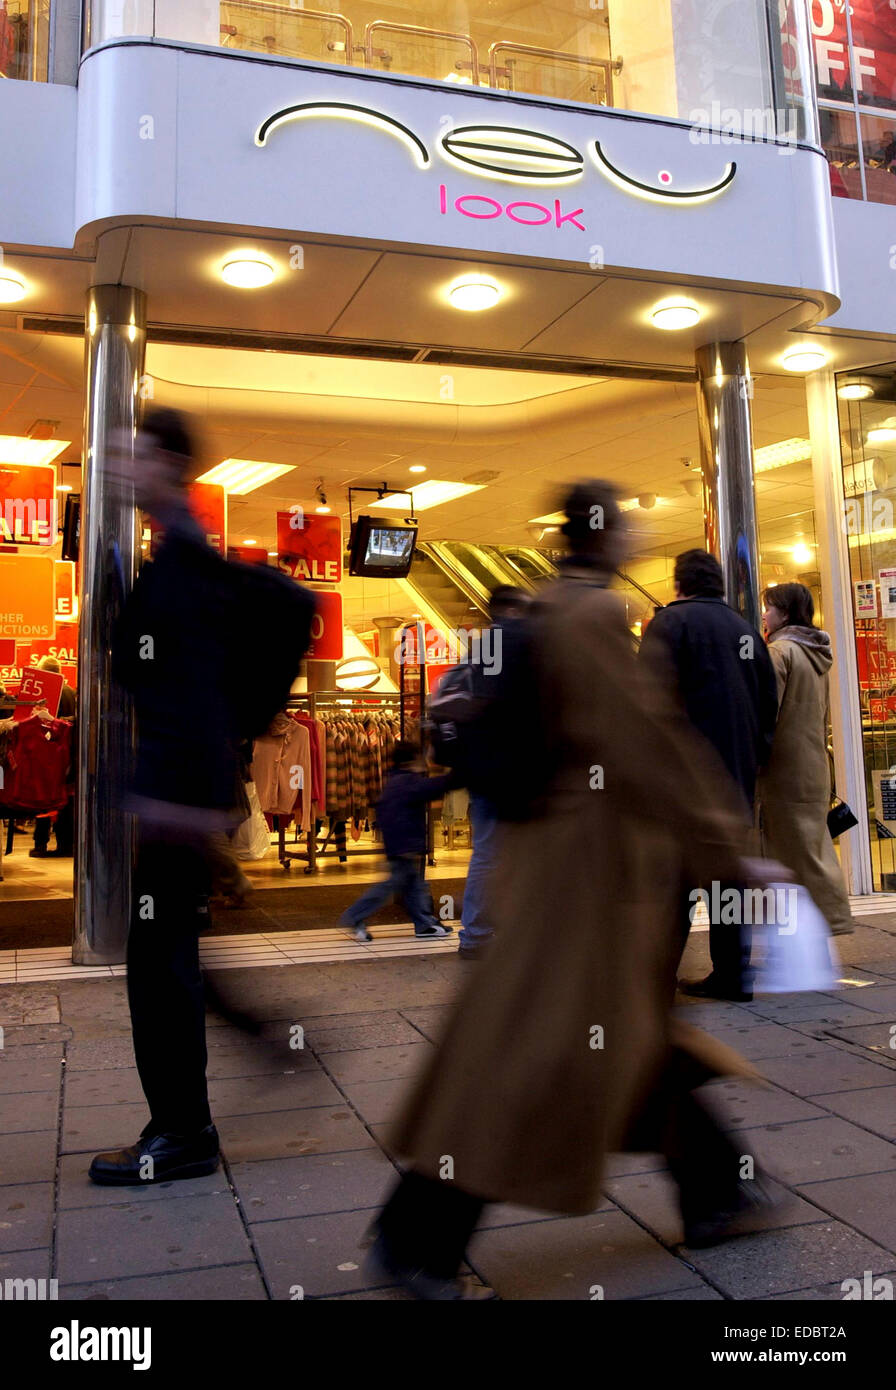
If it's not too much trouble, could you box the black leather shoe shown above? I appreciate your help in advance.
[88,1124,220,1186]
[678,974,753,1003]
[683,1177,794,1249]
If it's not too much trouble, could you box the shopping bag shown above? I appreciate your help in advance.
[753,883,839,994]
[231,782,271,860]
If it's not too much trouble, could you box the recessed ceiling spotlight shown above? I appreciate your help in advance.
[792,541,814,565]
[447,275,502,312]
[782,348,827,372]
[56,484,72,492]
[268,550,278,557]
[0,271,26,304]
[244,539,257,546]
[221,257,275,289]
[838,377,875,401]
[409,465,427,474]
[651,299,701,331]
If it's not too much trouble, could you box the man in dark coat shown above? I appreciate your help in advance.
[640,549,779,1001]
[89,409,311,1186]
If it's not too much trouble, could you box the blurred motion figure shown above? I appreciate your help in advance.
[368,481,784,1298]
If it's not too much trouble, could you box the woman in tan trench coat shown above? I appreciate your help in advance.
[758,583,853,936]
[370,483,780,1299]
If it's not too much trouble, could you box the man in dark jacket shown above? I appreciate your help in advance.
[89,408,311,1187]
[640,549,778,1001]
[341,742,455,943]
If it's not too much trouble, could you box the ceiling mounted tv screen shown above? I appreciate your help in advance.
[349,515,418,578]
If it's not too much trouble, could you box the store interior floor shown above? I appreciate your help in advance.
[0,824,473,949]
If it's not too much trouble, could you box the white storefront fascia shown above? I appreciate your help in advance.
[63,38,842,312]
[825,201,896,341]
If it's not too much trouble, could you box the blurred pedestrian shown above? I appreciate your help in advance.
[368,481,784,1298]
[89,408,312,1186]
[757,583,854,937]
[457,584,532,960]
[640,549,778,1000]
[340,741,455,943]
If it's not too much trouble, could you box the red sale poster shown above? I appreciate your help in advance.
[305,590,343,660]
[276,512,343,583]
[0,462,56,545]
[808,0,896,104]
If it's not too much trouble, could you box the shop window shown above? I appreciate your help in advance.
[83,0,815,140]
[838,0,896,111]
[837,363,896,891]
[819,104,865,198]
[0,0,49,81]
[858,110,896,203]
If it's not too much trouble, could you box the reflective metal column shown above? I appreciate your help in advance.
[695,342,761,630]
[72,286,146,965]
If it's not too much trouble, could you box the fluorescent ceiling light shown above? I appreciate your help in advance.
[838,377,875,401]
[0,436,70,465]
[651,299,701,331]
[221,257,275,289]
[782,348,827,372]
[0,272,26,304]
[528,512,566,525]
[196,458,295,494]
[754,437,812,472]
[792,542,814,565]
[447,276,502,312]
[370,480,485,511]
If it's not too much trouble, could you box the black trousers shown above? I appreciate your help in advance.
[376,1047,745,1281]
[126,836,213,1136]
[680,879,753,992]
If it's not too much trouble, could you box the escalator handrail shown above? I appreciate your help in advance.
[414,540,491,614]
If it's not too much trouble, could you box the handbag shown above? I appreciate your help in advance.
[828,798,858,840]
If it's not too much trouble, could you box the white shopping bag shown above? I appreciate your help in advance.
[753,883,839,994]
[231,782,271,861]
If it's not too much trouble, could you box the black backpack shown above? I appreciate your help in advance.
[426,618,552,821]
[224,559,317,739]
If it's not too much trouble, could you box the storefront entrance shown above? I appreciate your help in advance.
[0,225,837,944]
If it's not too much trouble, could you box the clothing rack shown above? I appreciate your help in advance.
[276,690,403,873]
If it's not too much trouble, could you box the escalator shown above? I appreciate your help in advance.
[408,539,667,640]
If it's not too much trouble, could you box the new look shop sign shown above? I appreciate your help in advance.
[253,101,739,245]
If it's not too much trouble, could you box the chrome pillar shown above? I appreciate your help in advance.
[73,286,146,965]
[695,342,761,630]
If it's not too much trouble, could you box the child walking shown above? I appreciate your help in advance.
[340,742,455,943]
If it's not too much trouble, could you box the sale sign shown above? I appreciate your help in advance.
[276,511,343,583]
[0,554,55,639]
[28,622,78,666]
[305,589,343,661]
[0,463,56,545]
[14,666,63,721]
[148,482,227,556]
[55,560,77,619]
[806,0,896,103]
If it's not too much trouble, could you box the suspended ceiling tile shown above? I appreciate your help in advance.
[328,251,601,350]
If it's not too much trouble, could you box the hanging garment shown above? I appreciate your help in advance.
[0,714,73,812]
[293,712,325,810]
[251,713,313,828]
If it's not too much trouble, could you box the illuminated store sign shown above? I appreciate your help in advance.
[254,102,738,209]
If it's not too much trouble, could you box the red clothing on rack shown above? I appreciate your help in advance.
[0,715,73,812]
[293,712,325,811]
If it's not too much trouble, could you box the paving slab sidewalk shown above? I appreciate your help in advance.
[0,917,895,1301]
